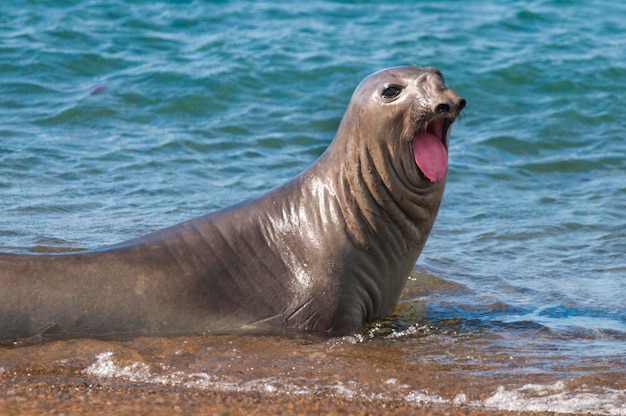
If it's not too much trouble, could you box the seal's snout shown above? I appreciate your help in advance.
[433,97,466,116]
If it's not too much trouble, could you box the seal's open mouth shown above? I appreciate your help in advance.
[412,118,452,183]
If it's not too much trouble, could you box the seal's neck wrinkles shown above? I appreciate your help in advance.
[322,118,444,253]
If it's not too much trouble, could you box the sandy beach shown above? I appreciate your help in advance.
[1,371,564,416]
[2,333,619,416]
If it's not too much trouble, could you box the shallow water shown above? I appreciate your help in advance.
[1,1,625,414]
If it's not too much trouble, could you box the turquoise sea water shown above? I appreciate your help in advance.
[1,1,625,414]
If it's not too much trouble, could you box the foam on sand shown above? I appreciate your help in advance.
[84,351,626,415]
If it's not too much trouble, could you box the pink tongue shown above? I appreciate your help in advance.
[412,131,448,182]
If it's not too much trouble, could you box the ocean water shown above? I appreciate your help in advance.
[0,1,624,414]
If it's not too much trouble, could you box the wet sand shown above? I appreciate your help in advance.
[1,332,622,416]
[1,367,563,416]
[0,389,564,416]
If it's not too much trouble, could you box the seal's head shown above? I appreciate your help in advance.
[340,66,466,187]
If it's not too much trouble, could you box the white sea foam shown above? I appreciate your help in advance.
[483,382,626,416]
[404,391,446,406]
[84,352,626,415]
[84,352,151,382]
[387,324,431,339]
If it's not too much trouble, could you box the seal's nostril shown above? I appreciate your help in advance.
[458,98,467,110]
[435,103,450,114]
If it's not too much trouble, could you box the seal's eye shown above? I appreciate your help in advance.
[382,85,402,99]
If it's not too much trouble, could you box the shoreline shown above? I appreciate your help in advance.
[1,378,568,416]
[1,334,622,416]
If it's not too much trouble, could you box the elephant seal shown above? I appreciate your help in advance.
[0,66,465,342]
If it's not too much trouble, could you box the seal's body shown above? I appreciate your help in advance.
[0,67,465,341]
